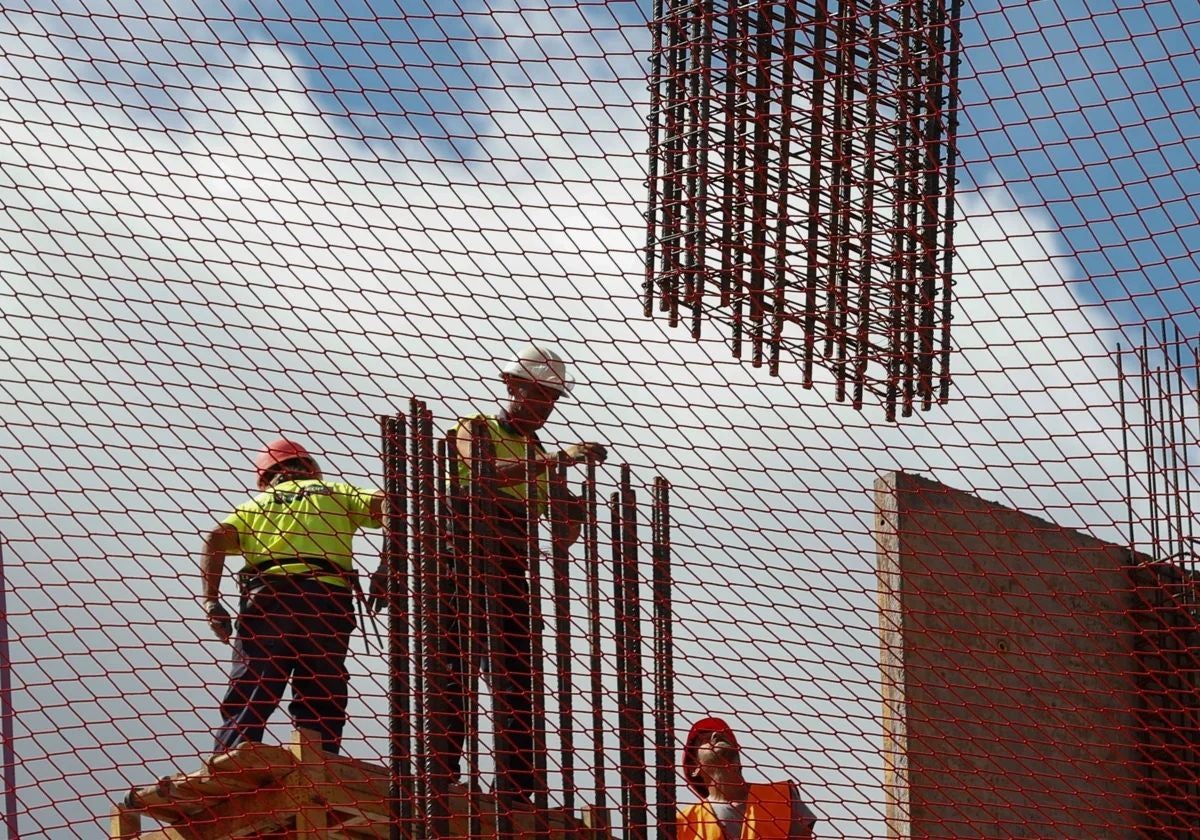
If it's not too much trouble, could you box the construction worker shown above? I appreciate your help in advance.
[678,717,818,840]
[201,438,383,756]
[428,343,606,801]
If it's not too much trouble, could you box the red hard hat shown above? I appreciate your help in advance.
[253,438,314,489]
[682,717,739,798]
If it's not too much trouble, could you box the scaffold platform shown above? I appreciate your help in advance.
[109,730,598,840]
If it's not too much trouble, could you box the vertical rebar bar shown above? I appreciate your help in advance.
[644,0,668,318]
[586,460,608,821]
[1178,333,1195,574]
[730,3,752,359]
[609,491,626,833]
[853,0,884,408]
[719,2,742,311]
[831,0,859,400]
[448,432,482,840]
[652,477,676,840]
[1142,335,1160,557]
[917,0,942,411]
[550,455,576,811]
[1118,345,1135,558]
[803,0,832,387]
[690,1,716,340]
[383,413,412,840]
[662,0,688,328]
[469,420,513,840]
[525,442,549,813]
[619,465,649,840]
[415,401,450,840]
[768,0,798,377]
[748,0,776,367]
[937,0,964,404]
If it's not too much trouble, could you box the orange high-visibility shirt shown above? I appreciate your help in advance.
[677,782,814,840]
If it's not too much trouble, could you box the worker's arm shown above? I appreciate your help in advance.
[201,523,240,643]
[368,490,386,527]
[455,421,607,488]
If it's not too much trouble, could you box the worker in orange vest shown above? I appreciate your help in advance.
[677,718,817,840]
[201,438,384,755]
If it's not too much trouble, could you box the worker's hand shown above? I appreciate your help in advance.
[560,442,607,465]
[205,602,232,644]
[368,564,389,615]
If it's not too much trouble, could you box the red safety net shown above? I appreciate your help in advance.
[1,2,1199,839]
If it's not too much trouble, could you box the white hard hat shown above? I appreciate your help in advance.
[501,344,574,394]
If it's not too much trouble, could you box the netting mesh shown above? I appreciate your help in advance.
[1,1,1199,838]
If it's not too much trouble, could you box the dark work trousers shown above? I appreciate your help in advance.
[214,575,356,755]
[429,496,536,798]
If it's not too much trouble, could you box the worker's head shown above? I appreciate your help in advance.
[683,717,744,798]
[500,344,573,432]
[254,438,322,489]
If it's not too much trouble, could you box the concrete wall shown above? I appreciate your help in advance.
[875,471,1191,839]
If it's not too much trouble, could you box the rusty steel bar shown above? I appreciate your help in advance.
[585,460,608,818]
[1158,326,1180,558]
[853,0,885,408]
[413,401,450,840]
[937,0,964,403]
[619,464,649,840]
[730,4,752,360]
[902,0,923,418]
[662,0,688,327]
[802,0,832,387]
[831,0,859,399]
[1172,328,1193,570]
[677,0,700,332]
[467,420,510,840]
[1118,346,1135,558]
[718,2,742,310]
[550,455,577,812]
[644,0,668,318]
[382,413,413,840]
[917,0,943,411]
[689,0,715,340]
[524,441,549,813]
[406,402,429,840]
[748,0,776,367]
[1141,335,1159,557]
[447,431,482,840]
[609,491,627,831]
[768,0,798,377]
[652,477,676,840]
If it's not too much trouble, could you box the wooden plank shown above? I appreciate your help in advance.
[130,741,296,812]
[291,727,327,839]
[110,804,141,839]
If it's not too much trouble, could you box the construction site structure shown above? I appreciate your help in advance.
[109,402,675,840]
[109,728,602,840]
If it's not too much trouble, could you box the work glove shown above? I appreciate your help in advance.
[205,602,233,644]
[561,442,607,465]
[368,564,389,615]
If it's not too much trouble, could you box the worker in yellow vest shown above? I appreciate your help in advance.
[431,344,606,801]
[678,718,817,840]
[201,438,384,755]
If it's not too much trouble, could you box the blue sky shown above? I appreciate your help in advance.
[957,0,1200,327]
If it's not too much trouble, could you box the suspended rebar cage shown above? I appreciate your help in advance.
[645,0,963,420]
[380,403,676,840]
